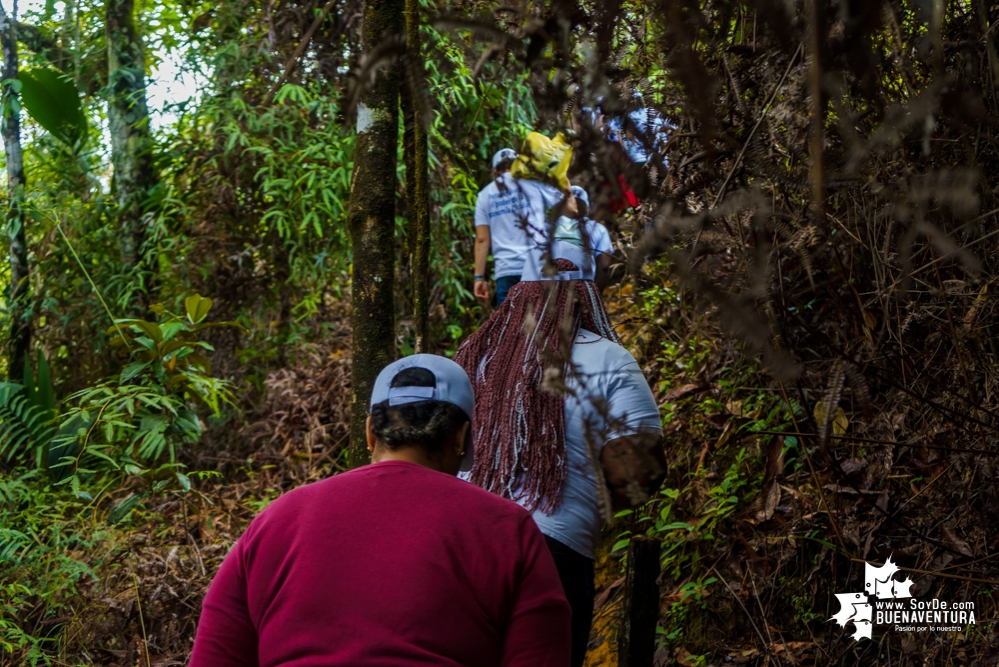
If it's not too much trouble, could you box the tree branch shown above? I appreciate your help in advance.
[15,22,72,70]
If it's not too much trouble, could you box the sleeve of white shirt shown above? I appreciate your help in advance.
[602,357,662,442]
[474,187,490,228]
[588,221,613,255]
[538,182,565,209]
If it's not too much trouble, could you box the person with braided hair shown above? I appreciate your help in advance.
[191,354,571,667]
[455,241,666,667]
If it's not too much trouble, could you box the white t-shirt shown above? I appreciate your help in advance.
[529,330,661,558]
[474,174,564,279]
[585,219,612,256]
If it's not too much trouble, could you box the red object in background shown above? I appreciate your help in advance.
[607,175,641,213]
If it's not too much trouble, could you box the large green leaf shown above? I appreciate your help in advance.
[33,349,55,417]
[21,352,36,407]
[21,351,57,453]
[18,68,86,145]
[120,360,151,383]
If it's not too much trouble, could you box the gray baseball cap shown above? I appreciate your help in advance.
[370,354,475,472]
[492,148,518,169]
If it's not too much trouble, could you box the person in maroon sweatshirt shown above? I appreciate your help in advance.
[189,354,571,667]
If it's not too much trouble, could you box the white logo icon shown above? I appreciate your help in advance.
[831,556,914,641]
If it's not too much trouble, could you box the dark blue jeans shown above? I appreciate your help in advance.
[495,275,521,306]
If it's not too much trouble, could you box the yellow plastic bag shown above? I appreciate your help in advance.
[511,132,572,190]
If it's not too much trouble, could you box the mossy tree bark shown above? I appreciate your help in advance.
[402,0,430,354]
[106,0,157,310]
[1,7,31,382]
[347,0,405,467]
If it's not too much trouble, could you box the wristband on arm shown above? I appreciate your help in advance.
[474,275,486,281]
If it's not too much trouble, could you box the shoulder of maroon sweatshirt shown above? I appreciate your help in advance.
[253,462,535,524]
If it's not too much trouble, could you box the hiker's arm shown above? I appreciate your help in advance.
[563,189,578,219]
[189,542,259,667]
[474,225,490,302]
[502,518,572,667]
[597,357,664,512]
[600,431,666,512]
[541,186,577,224]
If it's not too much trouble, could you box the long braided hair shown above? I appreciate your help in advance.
[454,260,618,513]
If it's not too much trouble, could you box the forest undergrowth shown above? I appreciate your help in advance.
[0,262,995,667]
[3,0,999,665]
[7,258,996,666]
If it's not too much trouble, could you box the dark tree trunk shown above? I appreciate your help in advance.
[1,6,31,383]
[806,0,826,223]
[402,0,430,354]
[347,0,405,467]
[106,0,157,310]
[618,536,661,667]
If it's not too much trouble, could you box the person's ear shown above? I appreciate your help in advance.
[454,421,471,457]
[443,421,472,477]
[366,415,376,453]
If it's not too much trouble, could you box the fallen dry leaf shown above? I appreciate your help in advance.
[756,481,781,522]
[593,575,625,611]
[662,383,704,402]
[772,641,815,655]
[714,420,737,449]
[941,522,974,558]
[814,402,849,439]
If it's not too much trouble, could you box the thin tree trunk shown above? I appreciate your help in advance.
[106,0,157,309]
[402,0,430,354]
[1,6,31,383]
[347,0,404,467]
[806,0,826,224]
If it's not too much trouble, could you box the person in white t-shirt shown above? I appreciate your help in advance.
[473,149,576,305]
[553,186,613,290]
[455,240,665,667]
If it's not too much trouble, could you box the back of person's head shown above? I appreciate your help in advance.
[491,148,517,176]
[570,185,589,218]
[370,367,468,452]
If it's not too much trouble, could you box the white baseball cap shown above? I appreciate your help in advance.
[370,354,475,471]
[570,185,590,209]
[492,148,518,169]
